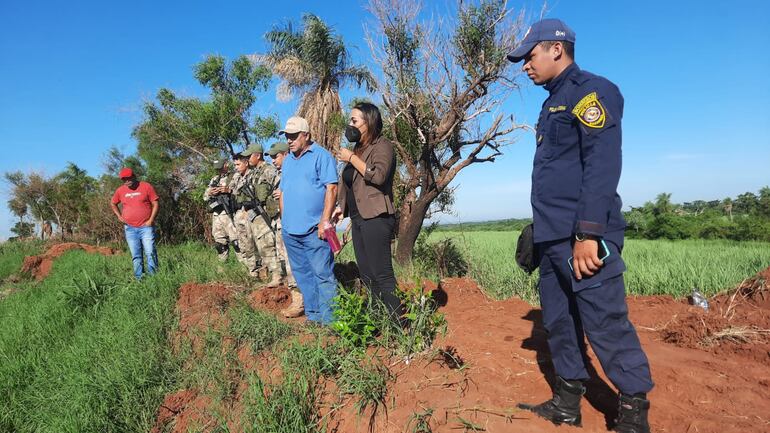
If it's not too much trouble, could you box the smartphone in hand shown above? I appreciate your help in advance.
[568,239,610,272]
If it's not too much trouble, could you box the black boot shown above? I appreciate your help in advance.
[518,376,585,427]
[613,393,650,433]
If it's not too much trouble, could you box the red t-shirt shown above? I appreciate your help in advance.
[111,181,159,227]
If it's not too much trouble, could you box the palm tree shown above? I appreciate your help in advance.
[722,198,733,222]
[653,192,673,215]
[264,14,377,150]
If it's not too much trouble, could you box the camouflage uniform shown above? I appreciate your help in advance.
[273,173,297,288]
[204,172,243,263]
[246,162,282,283]
[231,169,260,277]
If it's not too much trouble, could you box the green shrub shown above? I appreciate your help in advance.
[332,287,378,349]
[397,282,447,357]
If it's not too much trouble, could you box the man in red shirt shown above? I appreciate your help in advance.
[110,167,160,279]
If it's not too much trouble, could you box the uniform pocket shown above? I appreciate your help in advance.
[570,242,626,292]
[538,122,559,160]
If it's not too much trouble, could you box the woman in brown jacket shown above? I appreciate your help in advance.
[333,102,401,317]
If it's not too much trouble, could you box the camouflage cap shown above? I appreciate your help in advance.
[212,159,226,170]
[266,141,289,157]
[240,143,263,157]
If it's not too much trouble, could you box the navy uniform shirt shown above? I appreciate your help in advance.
[532,63,626,246]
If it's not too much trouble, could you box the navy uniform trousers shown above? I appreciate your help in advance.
[537,237,654,396]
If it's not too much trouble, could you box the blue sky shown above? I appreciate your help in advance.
[1,0,769,239]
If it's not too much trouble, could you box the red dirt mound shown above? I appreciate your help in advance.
[176,282,233,335]
[658,266,770,364]
[156,282,280,433]
[333,277,770,433]
[247,285,292,312]
[19,242,120,280]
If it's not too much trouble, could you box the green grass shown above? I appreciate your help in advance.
[2,234,768,432]
[0,240,43,281]
[0,242,250,433]
[229,299,295,354]
[431,231,770,301]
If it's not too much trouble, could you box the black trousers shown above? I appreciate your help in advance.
[350,213,402,317]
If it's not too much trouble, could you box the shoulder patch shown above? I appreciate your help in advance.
[571,92,606,128]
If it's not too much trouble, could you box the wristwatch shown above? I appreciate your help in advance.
[575,232,598,242]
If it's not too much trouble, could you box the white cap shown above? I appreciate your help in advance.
[279,116,310,135]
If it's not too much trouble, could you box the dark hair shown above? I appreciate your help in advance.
[539,40,575,59]
[352,102,383,144]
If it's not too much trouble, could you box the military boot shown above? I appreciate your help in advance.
[265,272,283,288]
[517,376,585,427]
[281,291,304,318]
[257,266,268,281]
[613,393,650,433]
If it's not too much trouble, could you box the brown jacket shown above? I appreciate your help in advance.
[337,136,396,219]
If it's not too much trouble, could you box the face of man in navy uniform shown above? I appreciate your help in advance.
[522,42,566,85]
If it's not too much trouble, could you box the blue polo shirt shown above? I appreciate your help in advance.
[280,143,339,235]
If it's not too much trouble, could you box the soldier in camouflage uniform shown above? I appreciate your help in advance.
[203,159,244,263]
[267,141,304,317]
[230,154,260,278]
[243,143,283,288]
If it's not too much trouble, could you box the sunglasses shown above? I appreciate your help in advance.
[284,132,301,140]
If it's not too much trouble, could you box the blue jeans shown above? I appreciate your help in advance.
[283,228,337,324]
[124,225,158,279]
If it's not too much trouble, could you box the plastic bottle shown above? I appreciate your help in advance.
[324,223,341,253]
[689,288,709,311]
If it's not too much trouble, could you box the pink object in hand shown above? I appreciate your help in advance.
[324,224,341,253]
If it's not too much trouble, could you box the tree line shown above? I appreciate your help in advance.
[624,189,770,241]
[4,1,529,264]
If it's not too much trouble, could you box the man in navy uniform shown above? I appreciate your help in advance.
[508,19,653,433]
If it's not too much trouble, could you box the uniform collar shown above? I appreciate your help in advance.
[544,62,580,94]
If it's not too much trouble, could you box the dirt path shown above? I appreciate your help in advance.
[19,242,120,280]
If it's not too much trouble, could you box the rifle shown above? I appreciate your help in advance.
[216,194,236,221]
[208,175,236,224]
[242,178,275,233]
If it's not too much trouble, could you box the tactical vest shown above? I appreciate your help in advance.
[231,171,253,206]
[252,164,280,219]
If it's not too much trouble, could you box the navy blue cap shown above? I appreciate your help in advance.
[507,19,576,63]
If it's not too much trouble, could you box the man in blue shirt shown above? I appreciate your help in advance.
[279,116,339,325]
[508,19,652,433]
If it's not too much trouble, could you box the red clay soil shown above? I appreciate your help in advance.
[247,285,292,312]
[176,282,234,337]
[155,268,770,433]
[154,282,292,433]
[19,242,120,280]
[333,272,770,433]
[154,282,235,433]
[150,390,213,433]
